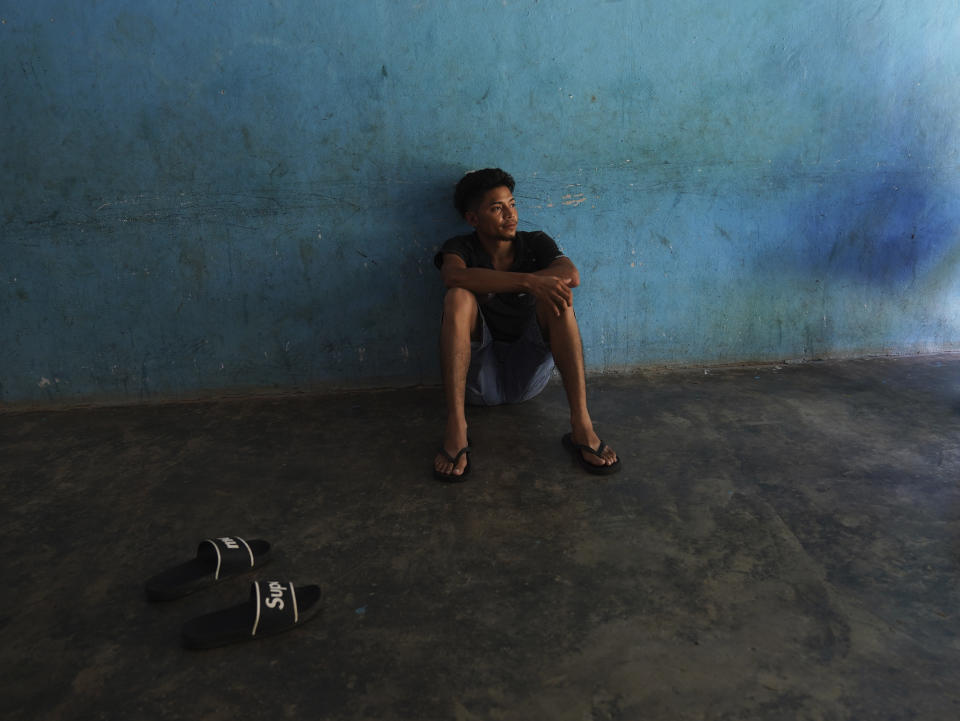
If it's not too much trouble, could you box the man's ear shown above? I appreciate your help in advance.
[464,210,479,228]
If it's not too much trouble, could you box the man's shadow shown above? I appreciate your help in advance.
[390,172,470,385]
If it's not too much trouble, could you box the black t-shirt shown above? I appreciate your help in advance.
[434,230,565,342]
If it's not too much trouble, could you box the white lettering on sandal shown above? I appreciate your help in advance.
[265,581,286,610]
[219,537,240,550]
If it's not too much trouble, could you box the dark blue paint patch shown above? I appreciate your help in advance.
[793,172,952,286]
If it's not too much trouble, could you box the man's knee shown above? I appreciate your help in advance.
[442,288,481,341]
[536,294,576,333]
[444,287,476,315]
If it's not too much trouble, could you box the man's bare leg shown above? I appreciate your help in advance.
[435,288,478,477]
[538,300,618,467]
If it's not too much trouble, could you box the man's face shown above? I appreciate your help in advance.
[466,186,518,242]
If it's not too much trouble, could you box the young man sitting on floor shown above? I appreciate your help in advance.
[433,167,620,481]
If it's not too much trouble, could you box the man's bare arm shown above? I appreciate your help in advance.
[534,256,580,288]
[440,254,577,316]
[440,254,532,294]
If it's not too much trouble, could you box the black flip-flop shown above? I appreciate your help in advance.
[562,433,621,475]
[181,580,322,649]
[433,443,471,483]
[145,536,271,601]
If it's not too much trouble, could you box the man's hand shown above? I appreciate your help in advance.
[529,274,574,316]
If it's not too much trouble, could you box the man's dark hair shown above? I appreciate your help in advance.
[453,168,515,217]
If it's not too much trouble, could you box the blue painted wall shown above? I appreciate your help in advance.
[3,1,960,404]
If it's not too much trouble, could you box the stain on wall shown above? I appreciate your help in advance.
[2,1,960,403]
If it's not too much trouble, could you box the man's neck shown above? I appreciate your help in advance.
[476,232,514,262]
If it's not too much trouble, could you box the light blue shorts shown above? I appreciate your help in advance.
[465,310,555,406]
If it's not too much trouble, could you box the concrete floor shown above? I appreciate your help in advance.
[2,355,960,721]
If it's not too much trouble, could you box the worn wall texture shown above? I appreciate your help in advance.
[3,1,960,404]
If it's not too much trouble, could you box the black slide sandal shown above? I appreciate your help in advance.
[181,581,322,649]
[145,536,271,601]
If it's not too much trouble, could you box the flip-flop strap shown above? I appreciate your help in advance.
[199,537,256,580]
[251,581,299,636]
[440,446,471,464]
[573,440,606,458]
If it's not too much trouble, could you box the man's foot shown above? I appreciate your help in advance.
[434,424,470,481]
[433,444,471,482]
[562,429,620,475]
